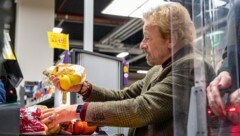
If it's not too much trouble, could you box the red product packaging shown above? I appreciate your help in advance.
[19,106,47,135]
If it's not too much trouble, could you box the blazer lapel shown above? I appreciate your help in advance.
[146,66,163,91]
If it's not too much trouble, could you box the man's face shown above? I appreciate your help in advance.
[140,21,171,66]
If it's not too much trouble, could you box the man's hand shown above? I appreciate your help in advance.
[206,71,232,119]
[40,105,78,129]
[227,89,240,125]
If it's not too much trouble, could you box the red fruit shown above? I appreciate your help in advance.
[73,120,96,135]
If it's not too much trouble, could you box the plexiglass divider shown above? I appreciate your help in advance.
[171,0,236,135]
[171,0,236,136]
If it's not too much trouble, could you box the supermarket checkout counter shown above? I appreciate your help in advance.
[0,103,20,136]
[0,2,22,134]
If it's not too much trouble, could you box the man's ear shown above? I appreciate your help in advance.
[167,33,177,48]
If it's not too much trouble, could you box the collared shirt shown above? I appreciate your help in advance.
[162,45,193,69]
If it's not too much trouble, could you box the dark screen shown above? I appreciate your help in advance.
[2,59,23,87]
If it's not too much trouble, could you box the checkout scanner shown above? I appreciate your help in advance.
[0,35,22,135]
[0,103,21,136]
[0,0,22,135]
[0,33,22,135]
[0,33,23,136]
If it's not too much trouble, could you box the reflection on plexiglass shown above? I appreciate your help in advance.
[190,0,240,135]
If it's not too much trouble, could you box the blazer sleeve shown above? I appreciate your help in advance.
[85,76,146,102]
[84,63,195,128]
[84,80,173,127]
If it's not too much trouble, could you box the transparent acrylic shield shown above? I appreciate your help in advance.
[170,0,240,135]
[172,0,240,136]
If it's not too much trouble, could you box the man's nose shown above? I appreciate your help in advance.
[139,41,146,50]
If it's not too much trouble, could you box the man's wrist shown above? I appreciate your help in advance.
[75,104,82,119]
[79,102,89,121]
[77,81,92,96]
[76,104,82,113]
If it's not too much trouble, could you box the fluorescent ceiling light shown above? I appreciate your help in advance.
[131,0,165,18]
[194,36,203,43]
[137,70,148,74]
[102,0,165,18]
[213,0,226,8]
[116,52,129,58]
[206,30,224,37]
[102,0,146,17]
[52,27,63,33]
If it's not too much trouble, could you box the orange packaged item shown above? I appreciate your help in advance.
[73,120,97,135]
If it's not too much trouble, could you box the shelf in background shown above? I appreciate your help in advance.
[25,93,54,107]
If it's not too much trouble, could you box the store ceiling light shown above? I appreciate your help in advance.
[137,70,148,74]
[130,0,166,18]
[213,0,227,8]
[102,0,165,18]
[206,30,224,37]
[52,27,63,33]
[116,52,129,58]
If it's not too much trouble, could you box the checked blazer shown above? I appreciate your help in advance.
[83,46,215,136]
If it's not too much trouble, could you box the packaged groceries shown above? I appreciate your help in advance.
[43,63,86,91]
[43,63,86,103]
[73,119,97,135]
[20,105,61,135]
